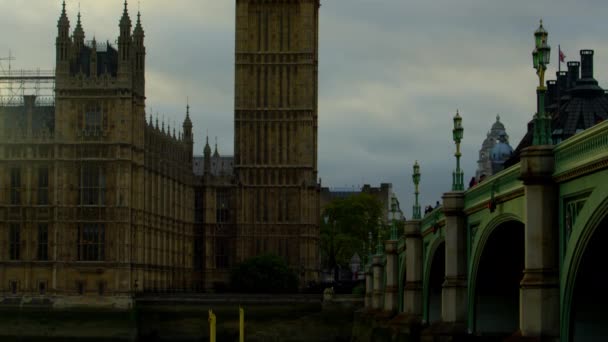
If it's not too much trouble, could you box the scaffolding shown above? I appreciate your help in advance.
[0,50,55,107]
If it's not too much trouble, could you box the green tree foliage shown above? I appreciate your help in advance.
[230,254,299,293]
[321,193,384,273]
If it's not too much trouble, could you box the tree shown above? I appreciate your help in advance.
[321,193,384,281]
[230,254,299,293]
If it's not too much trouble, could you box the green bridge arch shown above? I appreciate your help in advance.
[422,231,445,324]
[466,212,524,334]
[560,177,608,342]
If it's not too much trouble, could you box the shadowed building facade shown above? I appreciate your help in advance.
[0,3,194,305]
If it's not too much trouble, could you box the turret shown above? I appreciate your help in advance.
[133,11,146,96]
[183,105,194,162]
[118,0,132,80]
[90,37,98,78]
[56,1,71,74]
[204,136,212,175]
[213,137,220,158]
[73,11,85,53]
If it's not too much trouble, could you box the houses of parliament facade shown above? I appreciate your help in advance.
[0,0,320,305]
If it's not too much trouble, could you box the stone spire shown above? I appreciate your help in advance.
[58,1,69,31]
[73,7,85,49]
[120,0,131,31]
[56,1,71,70]
[204,136,212,175]
[213,137,220,158]
[133,10,144,39]
[183,102,193,142]
[118,0,132,68]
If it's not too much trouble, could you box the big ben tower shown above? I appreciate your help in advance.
[234,0,320,283]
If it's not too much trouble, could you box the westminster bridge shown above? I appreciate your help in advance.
[358,120,608,341]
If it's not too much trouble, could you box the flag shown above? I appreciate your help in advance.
[559,49,566,63]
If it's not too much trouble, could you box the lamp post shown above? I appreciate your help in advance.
[367,231,373,264]
[412,161,421,219]
[389,197,398,240]
[452,110,464,191]
[376,218,384,255]
[532,19,552,145]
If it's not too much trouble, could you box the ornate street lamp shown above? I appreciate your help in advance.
[532,19,552,145]
[452,110,464,191]
[390,197,398,240]
[367,231,373,264]
[412,161,421,219]
[376,222,384,255]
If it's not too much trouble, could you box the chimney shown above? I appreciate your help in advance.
[580,50,594,79]
[556,71,568,94]
[567,61,580,88]
[546,80,557,108]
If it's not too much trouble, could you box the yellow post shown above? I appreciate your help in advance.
[239,306,245,342]
[208,309,216,342]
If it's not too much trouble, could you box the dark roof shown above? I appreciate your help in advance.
[70,43,118,77]
[505,50,608,167]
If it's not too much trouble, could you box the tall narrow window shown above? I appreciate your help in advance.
[215,238,229,269]
[10,168,20,205]
[37,224,49,261]
[9,224,20,260]
[80,165,106,205]
[38,167,49,205]
[78,223,105,261]
[84,104,102,134]
[216,190,230,223]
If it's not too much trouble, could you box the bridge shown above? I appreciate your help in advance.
[359,119,608,341]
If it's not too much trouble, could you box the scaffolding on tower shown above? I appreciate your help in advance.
[0,50,55,107]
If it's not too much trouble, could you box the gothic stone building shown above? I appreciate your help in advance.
[196,0,322,289]
[0,3,194,305]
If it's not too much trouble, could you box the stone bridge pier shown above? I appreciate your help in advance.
[357,120,608,342]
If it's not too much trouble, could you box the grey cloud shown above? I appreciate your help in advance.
[3,0,608,214]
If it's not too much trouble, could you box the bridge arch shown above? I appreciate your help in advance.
[467,213,524,337]
[423,236,445,324]
[398,252,406,312]
[561,181,608,342]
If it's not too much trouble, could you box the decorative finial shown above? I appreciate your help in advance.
[62,0,66,12]
[496,114,500,121]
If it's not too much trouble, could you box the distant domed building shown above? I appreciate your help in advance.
[476,115,513,180]
[490,132,514,174]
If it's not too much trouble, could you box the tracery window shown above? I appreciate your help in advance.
[77,223,105,261]
[38,224,49,261]
[38,167,49,205]
[80,165,106,205]
[10,168,21,205]
[9,224,20,260]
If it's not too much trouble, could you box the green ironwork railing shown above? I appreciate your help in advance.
[421,207,444,233]
[463,163,522,212]
[554,120,608,177]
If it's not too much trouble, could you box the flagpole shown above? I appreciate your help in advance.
[558,45,561,72]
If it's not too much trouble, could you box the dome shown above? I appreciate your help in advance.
[491,141,513,161]
[491,115,506,134]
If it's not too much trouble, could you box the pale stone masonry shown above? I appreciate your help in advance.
[0,3,194,305]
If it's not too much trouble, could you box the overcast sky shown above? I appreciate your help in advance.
[2,0,608,215]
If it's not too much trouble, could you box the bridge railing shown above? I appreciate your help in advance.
[420,207,445,233]
[554,120,608,178]
[463,163,523,213]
